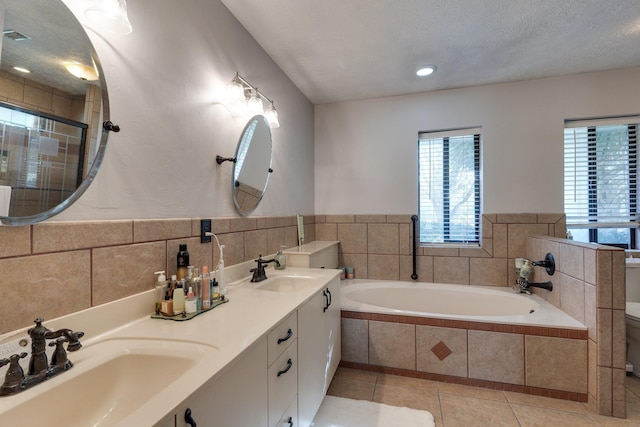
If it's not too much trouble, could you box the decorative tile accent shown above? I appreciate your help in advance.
[431,341,453,361]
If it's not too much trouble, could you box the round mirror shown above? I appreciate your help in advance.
[0,0,111,226]
[232,115,273,216]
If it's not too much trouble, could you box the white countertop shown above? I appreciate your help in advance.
[0,266,340,426]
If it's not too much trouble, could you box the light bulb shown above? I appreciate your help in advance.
[265,102,280,128]
[246,90,264,115]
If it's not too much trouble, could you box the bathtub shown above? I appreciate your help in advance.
[339,279,589,401]
[341,279,584,329]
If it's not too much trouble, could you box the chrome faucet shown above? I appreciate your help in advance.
[0,318,84,396]
[250,255,280,282]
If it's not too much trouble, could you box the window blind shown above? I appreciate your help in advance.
[564,121,638,227]
[418,129,481,245]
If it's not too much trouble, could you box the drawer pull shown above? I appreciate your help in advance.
[184,408,197,427]
[323,289,329,312]
[277,358,293,377]
[287,416,294,427]
[326,288,332,307]
[277,328,293,344]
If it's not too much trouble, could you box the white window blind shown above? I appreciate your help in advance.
[418,128,481,245]
[564,119,638,230]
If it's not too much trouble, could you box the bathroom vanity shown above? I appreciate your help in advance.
[0,267,341,427]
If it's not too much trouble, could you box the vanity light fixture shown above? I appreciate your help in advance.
[224,72,280,128]
[84,0,133,34]
[416,65,437,77]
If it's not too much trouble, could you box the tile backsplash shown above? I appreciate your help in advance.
[0,216,316,334]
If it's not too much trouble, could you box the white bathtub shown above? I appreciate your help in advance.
[341,279,585,329]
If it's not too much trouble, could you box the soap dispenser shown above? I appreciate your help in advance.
[154,271,168,313]
[275,246,286,270]
[177,244,189,280]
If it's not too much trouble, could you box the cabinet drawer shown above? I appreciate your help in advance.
[268,341,297,427]
[273,394,298,427]
[268,311,297,366]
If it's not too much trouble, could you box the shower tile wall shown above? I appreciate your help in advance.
[0,215,317,335]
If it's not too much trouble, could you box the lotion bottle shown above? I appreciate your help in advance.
[173,280,185,314]
[201,266,211,309]
[185,287,197,314]
[154,271,168,312]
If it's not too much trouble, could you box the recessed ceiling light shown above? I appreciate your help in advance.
[13,66,30,74]
[416,66,436,77]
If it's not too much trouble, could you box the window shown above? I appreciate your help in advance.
[564,117,639,248]
[418,128,481,245]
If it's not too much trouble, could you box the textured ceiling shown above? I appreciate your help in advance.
[221,0,640,104]
[1,0,98,96]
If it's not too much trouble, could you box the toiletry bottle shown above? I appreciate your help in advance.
[212,278,220,302]
[173,280,185,314]
[191,267,201,311]
[217,244,227,296]
[185,287,197,314]
[177,244,189,280]
[161,292,173,316]
[169,274,178,295]
[201,266,211,309]
[154,271,168,313]
[275,246,286,270]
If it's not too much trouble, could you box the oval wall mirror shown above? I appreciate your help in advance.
[0,0,112,226]
[232,115,273,216]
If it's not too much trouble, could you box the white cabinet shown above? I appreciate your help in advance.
[174,337,268,427]
[267,312,298,427]
[297,276,341,427]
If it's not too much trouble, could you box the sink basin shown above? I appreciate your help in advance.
[256,275,316,292]
[0,338,217,426]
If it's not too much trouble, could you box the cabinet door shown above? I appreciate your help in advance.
[297,277,341,427]
[177,338,268,427]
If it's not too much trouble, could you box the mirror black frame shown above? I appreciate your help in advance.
[231,115,273,216]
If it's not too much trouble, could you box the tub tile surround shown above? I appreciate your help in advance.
[0,215,317,334]
[316,213,566,285]
[331,212,625,418]
[342,310,589,402]
[527,235,626,418]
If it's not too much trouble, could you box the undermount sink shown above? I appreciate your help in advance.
[256,275,316,292]
[0,338,217,426]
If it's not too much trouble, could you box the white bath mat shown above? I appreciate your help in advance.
[311,395,435,427]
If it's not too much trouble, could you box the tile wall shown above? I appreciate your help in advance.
[527,236,626,417]
[0,216,316,335]
[315,213,566,285]
[324,213,625,418]
[341,311,589,401]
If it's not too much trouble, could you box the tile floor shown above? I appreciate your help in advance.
[326,367,640,426]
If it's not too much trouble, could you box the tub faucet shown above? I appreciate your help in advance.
[0,318,84,396]
[250,255,280,282]
[517,277,553,294]
[516,259,553,293]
